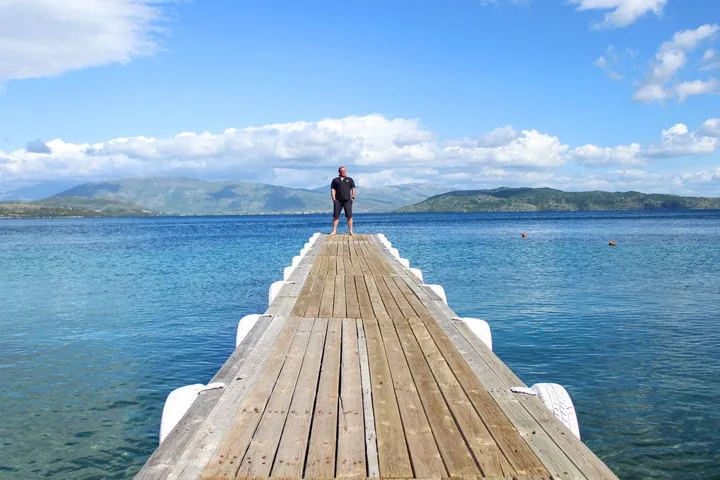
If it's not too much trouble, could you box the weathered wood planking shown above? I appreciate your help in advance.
[371,235,619,480]
[136,232,618,480]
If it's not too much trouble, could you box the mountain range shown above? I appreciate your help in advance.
[397,187,720,212]
[3,179,720,218]
[43,177,452,215]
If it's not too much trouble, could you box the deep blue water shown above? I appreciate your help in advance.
[1,212,719,479]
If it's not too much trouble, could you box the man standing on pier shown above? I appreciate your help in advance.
[330,166,355,235]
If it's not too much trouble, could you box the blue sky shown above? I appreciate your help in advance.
[1,0,719,195]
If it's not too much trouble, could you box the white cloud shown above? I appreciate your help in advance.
[0,115,570,188]
[700,118,720,137]
[634,24,720,103]
[594,45,636,81]
[645,122,719,158]
[676,79,720,101]
[572,119,720,166]
[2,115,719,195]
[699,48,720,71]
[674,167,720,189]
[0,0,167,82]
[442,129,569,168]
[569,0,666,29]
[572,143,643,166]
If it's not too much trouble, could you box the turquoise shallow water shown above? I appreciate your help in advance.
[1,212,719,479]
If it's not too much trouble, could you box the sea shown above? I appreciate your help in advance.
[1,211,719,479]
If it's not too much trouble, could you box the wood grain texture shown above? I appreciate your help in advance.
[140,233,618,480]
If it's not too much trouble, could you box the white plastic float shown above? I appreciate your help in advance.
[530,383,581,440]
[388,247,400,259]
[454,316,492,350]
[409,268,424,282]
[423,283,447,305]
[269,280,294,305]
[236,314,270,347]
[159,382,225,444]
[376,234,391,249]
[397,258,410,268]
[283,265,296,280]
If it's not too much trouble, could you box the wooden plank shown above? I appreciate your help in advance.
[381,276,417,319]
[337,318,366,478]
[234,319,315,478]
[389,276,431,320]
[336,253,346,275]
[333,274,347,318]
[200,318,302,479]
[344,256,355,276]
[345,275,361,319]
[304,273,326,318]
[349,256,361,276]
[397,276,583,480]
[362,316,413,478]
[357,245,374,274]
[374,316,447,477]
[365,275,398,319]
[320,255,329,276]
[319,274,336,318]
[290,274,318,317]
[355,275,375,320]
[269,318,328,478]
[137,314,284,480]
[454,321,619,480]
[378,248,571,478]
[305,318,343,478]
[357,250,373,275]
[391,314,482,477]
[407,316,515,477]
[357,319,380,478]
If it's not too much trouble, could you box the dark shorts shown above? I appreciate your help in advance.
[333,199,353,219]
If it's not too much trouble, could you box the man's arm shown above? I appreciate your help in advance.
[351,187,355,200]
[330,185,336,201]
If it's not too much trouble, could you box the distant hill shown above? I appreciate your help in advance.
[397,187,720,212]
[0,181,81,201]
[50,177,450,215]
[0,197,157,218]
[312,182,451,211]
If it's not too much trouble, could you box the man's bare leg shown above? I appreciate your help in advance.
[331,217,339,235]
[348,217,354,235]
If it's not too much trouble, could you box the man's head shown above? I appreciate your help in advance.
[338,166,347,178]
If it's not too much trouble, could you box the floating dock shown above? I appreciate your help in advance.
[136,233,618,480]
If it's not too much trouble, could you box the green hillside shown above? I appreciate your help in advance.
[397,187,720,212]
[1,197,157,218]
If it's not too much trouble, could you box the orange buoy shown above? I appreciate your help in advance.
[608,240,616,246]
[521,232,527,238]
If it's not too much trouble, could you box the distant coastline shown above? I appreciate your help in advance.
[3,180,720,218]
[396,187,720,213]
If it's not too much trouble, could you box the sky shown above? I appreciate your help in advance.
[1,0,719,195]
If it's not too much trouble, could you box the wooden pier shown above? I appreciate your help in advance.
[136,234,618,480]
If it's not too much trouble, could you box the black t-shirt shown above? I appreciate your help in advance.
[331,176,355,201]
